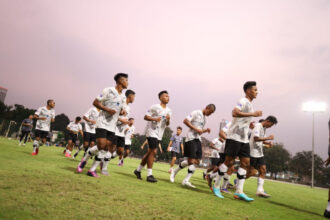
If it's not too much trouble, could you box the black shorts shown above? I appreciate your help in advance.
[147,137,160,150]
[184,139,202,159]
[83,132,96,143]
[95,128,116,143]
[124,145,131,150]
[171,151,180,158]
[224,139,250,158]
[211,158,220,166]
[35,129,48,139]
[66,132,78,143]
[250,157,265,169]
[115,136,125,148]
[219,153,226,164]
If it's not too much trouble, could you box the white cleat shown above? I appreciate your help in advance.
[182,180,196,188]
[256,191,271,198]
[23,143,26,146]
[19,142,22,146]
[170,170,176,183]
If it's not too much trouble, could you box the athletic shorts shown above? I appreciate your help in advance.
[35,129,49,139]
[124,145,131,150]
[147,137,160,150]
[211,158,220,166]
[219,153,226,164]
[83,132,96,143]
[224,139,250,158]
[66,132,78,143]
[115,136,125,148]
[171,151,180,158]
[184,139,202,159]
[95,128,116,143]
[250,157,265,169]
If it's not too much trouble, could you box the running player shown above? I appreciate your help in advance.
[134,90,171,183]
[245,116,277,197]
[77,73,128,177]
[170,104,215,188]
[65,117,83,158]
[115,89,136,166]
[19,115,33,146]
[213,81,262,201]
[32,100,55,156]
[167,126,184,174]
[121,118,135,164]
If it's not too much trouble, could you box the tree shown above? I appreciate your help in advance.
[264,143,291,179]
[52,114,70,132]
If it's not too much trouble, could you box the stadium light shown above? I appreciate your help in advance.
[302,101,326,188]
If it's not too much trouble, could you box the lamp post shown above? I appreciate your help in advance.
[302,101,326,188]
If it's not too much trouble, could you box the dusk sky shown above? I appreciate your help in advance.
[1,0,329,158]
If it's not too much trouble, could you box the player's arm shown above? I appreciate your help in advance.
[232,107,262,118]
[183,119,209,135]
[144,115,161,122]
[51,115,55,123]
[219,130,227,140]
[93,99,116,115]
[167,140,173,152]
[254,135,274,142]
[209,142,218,150]
[34,114,46,120]
[118,117,129,125]
[181,143,184,154]
[79,128,83,137]
[140,139,148,150]
[158,143,163,153]
[165,114,171,126]
[263,142,273,148]
[83,115,95,124]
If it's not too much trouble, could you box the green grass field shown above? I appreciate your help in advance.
[0,138,327,220]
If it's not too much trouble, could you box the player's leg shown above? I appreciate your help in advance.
[86,136,107,177]
[116,137,125,166]
[213,156,235,198]
[170,143,189,182]
[146,147,158,182]
[256,160,270,197]
[324,189,330,218]
[23,131,29,145]
[32,130,41,155]
[233,156,254,201]
[182,157,197,188]
[19,131,24,145]
[168,152,177,173]
[65,139,73,157]
[123,145,130,159]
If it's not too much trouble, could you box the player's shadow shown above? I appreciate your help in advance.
[266,200,322,217]
[62,166,79,173]
[114,171,144,180]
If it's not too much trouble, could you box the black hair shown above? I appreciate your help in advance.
[177,126,182,130]
[125,89,135,97]
[47,99,53,105]
[265,115,278,125]
[206,104,216,111]
[243,81,257,92]
[259,119,265,123]
[75,116,81,121]
[158,90,168,99]
[128,118,134,121]
[114,73,128,82]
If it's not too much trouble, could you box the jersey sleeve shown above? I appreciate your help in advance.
[35,107,42,116]
[212,138,218,145]
[170,135,175,141]
[84,109,91,118]
[186,111,197,122]
[253,124,262,138]
[235,98,246,111]
[222,122,230,133]
[79,124,82,131]
[96,87,109,102]
[146,105,158,117]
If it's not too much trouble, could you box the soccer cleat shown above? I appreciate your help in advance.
[87,170,99,178]
[23,143,26,146]
[213,187,224,199]
[118,160,123,167]
[65,153,71,158]
[324,209,330,218]
[31,152,37,156]
[147,175,158,183]
[134,169,142,180]
[170,170,176,183]
[182,180,196,188]
[221,188,231,194]
[234,193,254,202]
[101,170,110,176]
[77,160,86,173]
[206,175,213,191]
[256,191,271,198]
[19,142,22,146]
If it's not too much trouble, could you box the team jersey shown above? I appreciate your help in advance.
[125,125,135,145]
[115,103,131,137]
[211,138,224,158]
[227,98,254,143]
[83,107,100,134]
[185,110,206,142]
[67,121,82,133]
[249,122,266,158]
[170,135,183,153]
[95,87,126,132]
[35,106,55,132]
[145,104,172,141]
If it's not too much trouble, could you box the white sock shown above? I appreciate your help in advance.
[174,160,188,174]
[327,201,330,211]
[214,164,228,188]
[137,164,144,172]
[147,169,152,176]
[222,173,231,189]
[33,140,39,152]
[183,164,195,182]
[236,167,247,194]
[101,151,111,172]
[66,150,71,155]
[257,177,265,193]
[89,159,101,172]
[112,151,117,158]
[82,145,98,162]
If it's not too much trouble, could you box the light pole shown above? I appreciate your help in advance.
[302,101,326,188]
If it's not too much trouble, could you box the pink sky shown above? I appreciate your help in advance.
[1,0,329,158]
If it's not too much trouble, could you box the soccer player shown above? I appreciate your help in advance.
[324,119,330,218]
[19,115,33,146]
[213,81,262,201]
[203,135,225,180]
[170,104,216,188]
[245,116,278,197]
[121,118,135,163]
[77,73,128,177]
[167,127,184,174]
[65,117,83,158]
[134,91,171,183]
[72,107,100,159]
[115,89,136,166]
[32,100,55,156]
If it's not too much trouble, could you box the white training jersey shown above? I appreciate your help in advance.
[145,104,172,141]
[67,121,82,133]
[227,98,254,143]
[95,87,126,132]
[185,110,206,142]
[211,138,224,158]
[83,107,100,134]
[115,103,131,137]
[35,106,55,132]
[250,122,266,158]
[125,125,135,145]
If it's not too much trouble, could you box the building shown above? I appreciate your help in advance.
[0,86,8,103]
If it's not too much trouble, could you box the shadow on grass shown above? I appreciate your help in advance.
[266,200,322,217]
[62,166,79,173]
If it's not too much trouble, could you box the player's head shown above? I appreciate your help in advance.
[75,116,82,123]
[243,81,258,99]
[259,119,265,123]
[128,118,135,125]
[47,99,55,108]
[125,89,136,104]
[176,126,182,135]
[263,115,278,128]
[28,115,33,120]
[114,73,128,89]
[204,104,216,116]
[158,90,169,104]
